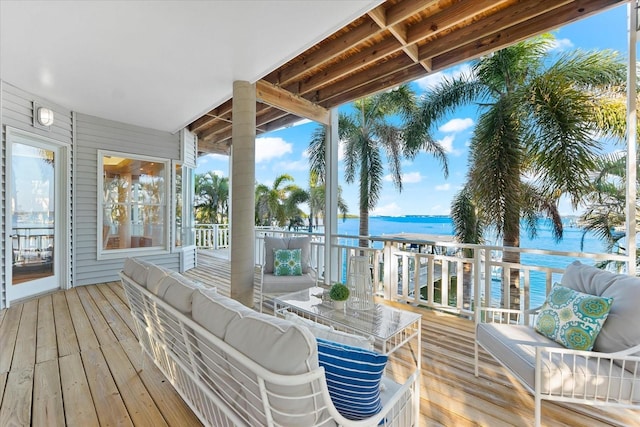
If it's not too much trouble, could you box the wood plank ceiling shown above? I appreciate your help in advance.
[189,0,625,155]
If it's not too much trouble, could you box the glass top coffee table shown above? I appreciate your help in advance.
[273,286,422,368]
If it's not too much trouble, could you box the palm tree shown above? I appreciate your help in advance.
[579,152,640,270]
[254,174,302,227]
[413,34,626,308]
[309,84,448,247]
[194,173,229,224]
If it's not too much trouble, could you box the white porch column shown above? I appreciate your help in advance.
[627,3,637,275]
[230,80,256,306]
[324,109,339,284]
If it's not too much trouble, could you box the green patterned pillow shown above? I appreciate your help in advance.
[534,284,613,351]
[273,248,302,276]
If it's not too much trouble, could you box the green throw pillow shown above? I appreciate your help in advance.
[273,248,302,276]
[534,284,613,351]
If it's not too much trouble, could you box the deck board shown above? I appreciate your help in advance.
[32,358,64,426]
[0,304,22,374]
[81,347,133,426]
[52,291,80,357]
[0,249,637,426]
[58,353,100,427]
[36,295,58,363]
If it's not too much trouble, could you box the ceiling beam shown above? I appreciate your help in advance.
[255,80,330,125]
[265,17,381,87]
[418,0,572,61]
[431,0,622,71]
[189,99,233,133]
[407,0,512,44]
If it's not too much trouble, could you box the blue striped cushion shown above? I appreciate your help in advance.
[317,338,387,420]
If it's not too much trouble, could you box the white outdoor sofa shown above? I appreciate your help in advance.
[475,261,640,427]
[120,258,418,427]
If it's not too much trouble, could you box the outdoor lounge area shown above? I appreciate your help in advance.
[3,0,640,426]
[0,250,638,426]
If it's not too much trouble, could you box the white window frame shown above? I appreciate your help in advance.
[97,150,171,260]
[172,160,196,252]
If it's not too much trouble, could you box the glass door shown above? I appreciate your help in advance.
[6,132,63,303]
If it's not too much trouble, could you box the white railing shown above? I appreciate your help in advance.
[197,225,629,316]
[195,223,229,249]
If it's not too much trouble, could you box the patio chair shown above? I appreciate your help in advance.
[259,235,318,311]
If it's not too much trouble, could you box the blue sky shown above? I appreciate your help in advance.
[196,4,630,216]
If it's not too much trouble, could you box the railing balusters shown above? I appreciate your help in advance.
[194,224,628,316]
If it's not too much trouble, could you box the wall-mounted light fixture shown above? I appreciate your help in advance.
[37,107,55,127]
[33,102,55,130]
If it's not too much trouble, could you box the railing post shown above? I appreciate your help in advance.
[474,247,481,319]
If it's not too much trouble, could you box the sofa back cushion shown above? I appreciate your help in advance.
[123,258,150,286]
[561,261,640,353]
[225,312,322,426]
[191,289,258,417]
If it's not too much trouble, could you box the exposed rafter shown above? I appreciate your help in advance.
[189,0,624,155]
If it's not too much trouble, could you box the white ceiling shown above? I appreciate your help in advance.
[0,0,380,133]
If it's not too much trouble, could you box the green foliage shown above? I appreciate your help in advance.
[195,173,229,224]
[414,34,626,249]
[309,84,448,242]
[329,283,350,301]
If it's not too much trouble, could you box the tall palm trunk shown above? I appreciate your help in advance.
[359,205,369,253]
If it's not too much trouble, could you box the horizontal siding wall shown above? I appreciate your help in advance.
[1,81,74,306]
[74,113,185,285]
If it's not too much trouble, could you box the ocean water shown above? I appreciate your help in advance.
[337,215,605,253]
[336,215,608,306]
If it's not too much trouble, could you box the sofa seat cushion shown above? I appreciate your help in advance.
[477,323,640,401]
[262,271,316,294]
[561,261,640,354]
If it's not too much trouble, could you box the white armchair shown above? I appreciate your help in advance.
[259,235,318,311]
[475,261,640,427]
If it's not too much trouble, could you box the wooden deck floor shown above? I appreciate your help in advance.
[0,250,637,426]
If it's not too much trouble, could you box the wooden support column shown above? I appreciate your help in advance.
[230,81,256,306]
[324,109,339,284]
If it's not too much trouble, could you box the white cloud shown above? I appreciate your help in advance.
[435,183,450,191]
[429,204,450,215]
[402,172,422,183]
[197,153,227,165]
[415,63,472,91]
[383,171,422,183]
[255,137,293,163]
[437,134,462,156]
[209,169,225,177]
[276,159,308,171]
[439,118,474,133]
[549,38,574,51]
[371,202,403,216]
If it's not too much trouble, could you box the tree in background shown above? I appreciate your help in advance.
[579,152,640,270]
[309,84,448,247]
[413,34,626,308]
[255,174,303,227]
[194,173,229,224]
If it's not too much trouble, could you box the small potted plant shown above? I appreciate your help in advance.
[329,283,350,310]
